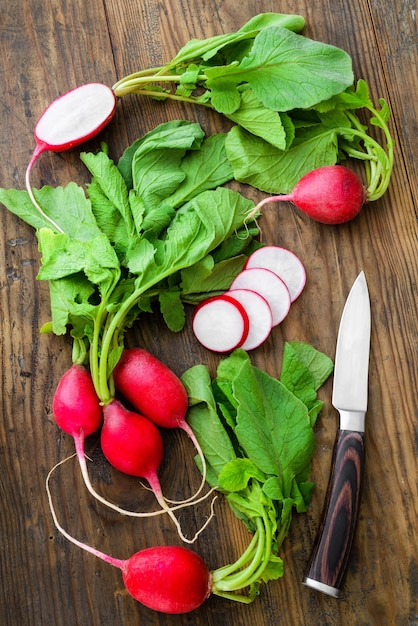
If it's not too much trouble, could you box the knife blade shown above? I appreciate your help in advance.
[303,271,371,598]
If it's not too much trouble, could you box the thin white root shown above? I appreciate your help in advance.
[161,424,208,506]
[47,450,219,544]
[46,458,124,568]
[25,155,65,234]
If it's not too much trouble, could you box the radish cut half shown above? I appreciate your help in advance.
[230,267,291,326]
[245,246,306,302]
[192,294,249,353]
[226,289,273,351]
[34,83,117,154]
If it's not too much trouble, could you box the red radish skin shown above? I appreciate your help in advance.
[122,547,211,614]
[113,348,189,430]
[250,165,367,225]
[52,364,103,438]
[244,246,306,302]
[191,294,249,353]
[226,288,273,351]
[101,399,164,485]
[230,267,291,326]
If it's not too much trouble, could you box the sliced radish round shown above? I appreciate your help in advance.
[245,246,306,302]
[230,267,291,326]
[34,83,117,153]
[192,294,249,353]
[226,289,273,351]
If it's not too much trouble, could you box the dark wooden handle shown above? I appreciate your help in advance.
[303,429,365,597]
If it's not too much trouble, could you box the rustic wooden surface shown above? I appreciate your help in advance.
[0,0,417,624]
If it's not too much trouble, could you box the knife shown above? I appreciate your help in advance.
[303,271,371,598]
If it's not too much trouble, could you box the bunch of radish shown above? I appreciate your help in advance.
[192,245,306,352]
[51,349,214,544]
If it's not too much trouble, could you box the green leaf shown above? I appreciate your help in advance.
[158,289,186,332]
[163,134,234,207]
[46,275,97,336]
[205,27,353,113]
[0,184,102,240]
[286,341,334,390]
[117,120,204,189]
[37,229,120,294]
[180,254,247,297]
[182,365,237,484]
[218,458,266,492]
[86,179,131,257]
[226,125,339,193]
[80,150,134,237]
[237,13,305,34]
[225,89,291,150]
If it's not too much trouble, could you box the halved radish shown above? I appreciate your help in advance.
[244,246,306,302]
[226,289,273,351]
[192,294,249,353]
[26,83,118,232]
[34,83,117,154]
[230,267,291,326]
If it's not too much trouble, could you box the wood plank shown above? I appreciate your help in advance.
[0,0,416,624]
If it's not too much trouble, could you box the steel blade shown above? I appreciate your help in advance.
[332,271,371,416]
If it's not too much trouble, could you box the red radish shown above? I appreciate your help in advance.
[230,267,291,326]
[226,289,273,351]
[191,294,250,353]
[113,348,189,430]
[101,399,165,483]
[121,546,211,613]
[101,399,214,543]
[245,246,306,302]
[45,470,212,614]
[25,83,117,232]
[249,165,367,225]
[52,364,105,501]
[52,364,103,438]
[113,348,210,504]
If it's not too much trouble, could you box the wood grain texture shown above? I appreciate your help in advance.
[0,0,417,624]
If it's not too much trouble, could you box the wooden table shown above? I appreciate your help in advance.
[0,1,417,624]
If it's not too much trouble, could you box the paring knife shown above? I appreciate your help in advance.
[303,271,371,598]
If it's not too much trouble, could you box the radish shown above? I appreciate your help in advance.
[113,348,211,504]
[52,364,103,439]
[45,468,212,614]
[244,246,306,302]
[230,267,291,326]
[25,83,117,232]
[226,289,273,351]
[248,165,367,225]
[101,399,215,543]
[192,294,250,353]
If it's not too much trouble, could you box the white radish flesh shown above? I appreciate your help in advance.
[226,289,273,351]
[230,267,291,326]
[34,83,117,153]
[245,246,306,302]
[192,294,249,353]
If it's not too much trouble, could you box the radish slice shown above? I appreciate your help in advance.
[226,289,273,351]
[192,294,249,353]
[245,246,306,302]
[34,83,117,154]
[230,267,291,326]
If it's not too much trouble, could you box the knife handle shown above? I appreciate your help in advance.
[303,429,365,597]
